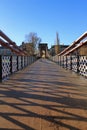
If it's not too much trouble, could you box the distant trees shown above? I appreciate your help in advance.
[21,32,41,56]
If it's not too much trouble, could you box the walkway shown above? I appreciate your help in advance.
[0,59,87,130]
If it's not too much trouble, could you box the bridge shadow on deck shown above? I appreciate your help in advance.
[0,59,87,130]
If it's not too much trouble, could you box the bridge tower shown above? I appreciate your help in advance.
[39,43,48,58]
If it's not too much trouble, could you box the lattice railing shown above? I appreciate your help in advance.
[63,56,67,68]
[0,55,36,81]
[67,56,71,70]
[24,56,28,66]
[51,55,87,78]
[72,55,78,72]
[18,56,22,70]
[2,56,11,79]
[12,56,17,73]
[22,56,25,68]
[79,56,87,77]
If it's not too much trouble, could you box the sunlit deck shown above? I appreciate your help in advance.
[0,58,87,130]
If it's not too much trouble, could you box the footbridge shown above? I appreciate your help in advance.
[0,31,87,130]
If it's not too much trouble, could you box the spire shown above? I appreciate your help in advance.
[55,32,60,54]
[56,32,59,45]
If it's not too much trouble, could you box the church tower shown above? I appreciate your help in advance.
[55,32,60,54]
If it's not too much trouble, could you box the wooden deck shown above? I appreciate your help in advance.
[0,58,87,130]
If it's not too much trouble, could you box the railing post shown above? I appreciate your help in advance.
[63,56,65,68]
[86,56,87,77]
[27,56,29,65]
[70,55,72,70]
[30,56,31,64]
[24,56,27,67]
[21,56,23,69]
[27,56,28,66]
[57,56,59,65]
[66,56,67,69]
[0,56,2,81]
[17,56,19,71]
[24,56,25,67]
[77,55,79,73]
[62,56,63,67]
[60,56,61,66]
[10,56,12,74]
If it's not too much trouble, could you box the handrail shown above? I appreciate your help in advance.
[58,31,87,56]
[0,30,27,56]
[63,40,87,56]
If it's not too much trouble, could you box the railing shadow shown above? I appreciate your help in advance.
[0,59,87,130]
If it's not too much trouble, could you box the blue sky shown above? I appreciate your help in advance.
[0,0,87,48]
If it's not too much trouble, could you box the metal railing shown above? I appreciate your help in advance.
[0,55,36,81]
[50,55,87,78]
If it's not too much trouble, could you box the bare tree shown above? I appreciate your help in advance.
[21,32,41,56]
[25,32,41,53]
